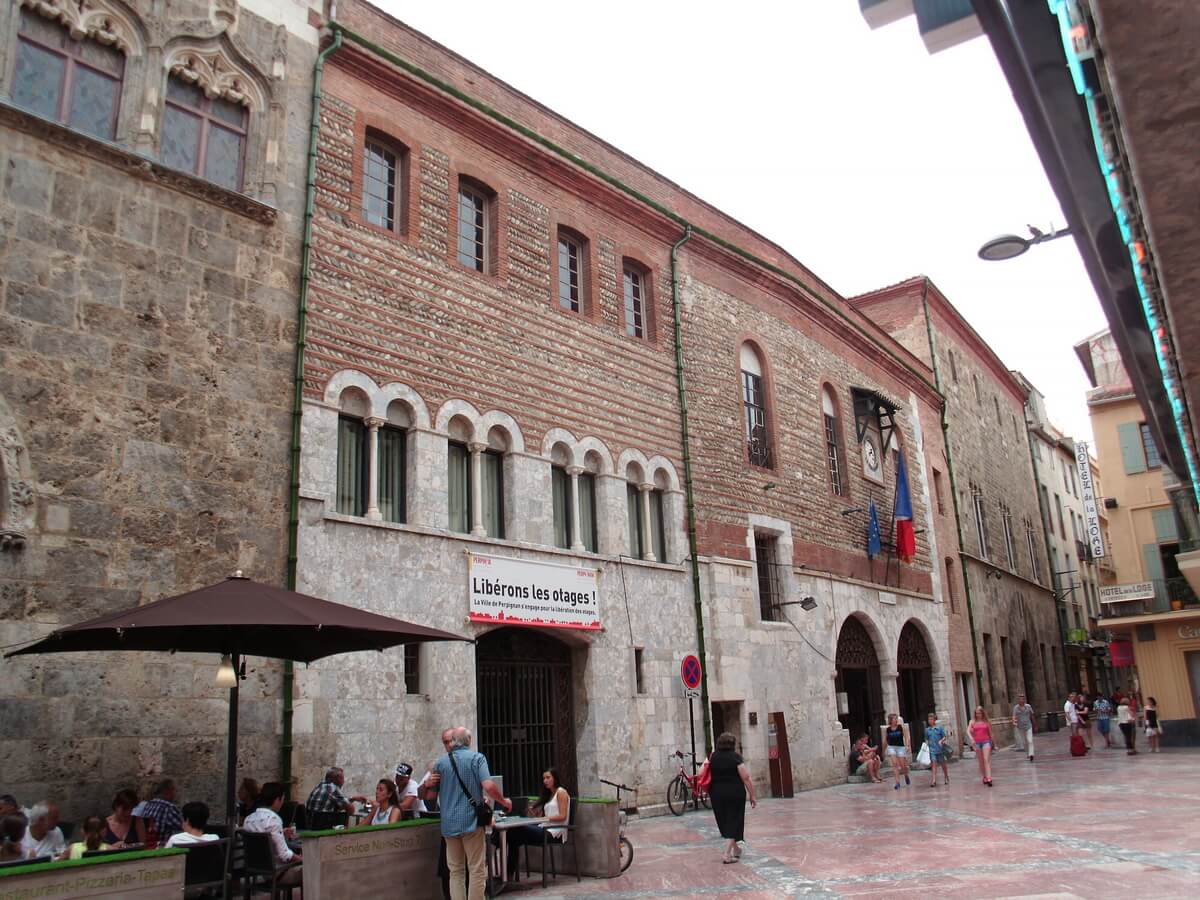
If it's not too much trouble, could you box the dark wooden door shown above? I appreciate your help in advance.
[897,623,934,750]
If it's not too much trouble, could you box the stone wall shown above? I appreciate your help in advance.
[0,0,321,820]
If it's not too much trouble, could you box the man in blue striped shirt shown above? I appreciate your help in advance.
[431,726,511,900]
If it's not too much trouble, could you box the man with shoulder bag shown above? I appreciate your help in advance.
[430,726,511,900]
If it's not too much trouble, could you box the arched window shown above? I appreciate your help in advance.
[362,132,407,232]
[550,445,599,554]
[336,389,369,516]
[740,343,770,467]
[12,7,126,141]
[456,177,495,273]
[822,385,846,496]
[622,259,653,340]
[556,227,589,314]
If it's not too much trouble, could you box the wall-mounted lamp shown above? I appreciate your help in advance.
[216,653,238,688]
[987,569,1004,581]
[777,596,818,611]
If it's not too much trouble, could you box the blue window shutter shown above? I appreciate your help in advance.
[1117,422,1147,474]
[1152,508,1178,543]
[1142,543,1166,611]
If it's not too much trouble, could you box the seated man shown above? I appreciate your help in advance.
[305,767,366,825]
[140,779,184,844]
[848,734,882,783]
[394,763,427,818]
[164,802,218,847]
[20,802,65,860]
[243,783,301,886]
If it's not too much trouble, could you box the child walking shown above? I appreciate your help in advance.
[925,712,950,787]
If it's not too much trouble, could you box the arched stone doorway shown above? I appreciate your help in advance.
[835,616,884,744]
[476,628,578,797]
[897,622,935,751]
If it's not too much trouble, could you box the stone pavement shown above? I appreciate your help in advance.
[530,743,1200,898]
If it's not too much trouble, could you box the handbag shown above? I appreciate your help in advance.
[915,742,931,767]
[696,757,712,792]
[447,749,492,828]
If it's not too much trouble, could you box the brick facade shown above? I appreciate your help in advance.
[853,278,1066,742]
[293,1,955,798]
[0,0,321,819]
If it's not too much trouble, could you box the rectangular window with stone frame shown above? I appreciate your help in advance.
[754,533,781,622]
[973,490,990,559]
[12,8,125,141]
[161,74,247,191]
[403,643,419,694]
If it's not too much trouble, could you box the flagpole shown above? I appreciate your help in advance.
[886,472,900,587]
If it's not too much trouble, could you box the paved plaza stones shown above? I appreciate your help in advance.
[537,745,1199,898]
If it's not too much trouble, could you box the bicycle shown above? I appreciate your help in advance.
[666,750,710,816]
[599,778,635,872]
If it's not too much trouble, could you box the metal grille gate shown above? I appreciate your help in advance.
[476,629,577,798]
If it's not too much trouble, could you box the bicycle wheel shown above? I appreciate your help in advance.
[619,836,633,872]
[699,789,711,810]
[666,775,689,816]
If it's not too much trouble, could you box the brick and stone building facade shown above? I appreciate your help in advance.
[852,278,1066,743]
[292,0,956,801]
[0,0,321,817]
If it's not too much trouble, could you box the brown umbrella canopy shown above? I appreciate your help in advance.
[8,575,469,662]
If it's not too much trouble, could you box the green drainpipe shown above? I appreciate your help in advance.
[669,227,712,754]
[918,281,984,725]
[282,26,344,795]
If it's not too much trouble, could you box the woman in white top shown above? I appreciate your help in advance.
[368,780,402,825]
[501,769,570,877]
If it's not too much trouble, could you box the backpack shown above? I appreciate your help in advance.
[1070,734,1088,757]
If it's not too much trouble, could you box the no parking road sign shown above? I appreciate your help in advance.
[680,654,702,698]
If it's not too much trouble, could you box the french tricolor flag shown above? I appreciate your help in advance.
[894,453,916,563]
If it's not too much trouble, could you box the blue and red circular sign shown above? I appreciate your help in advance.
[680,654,702,690]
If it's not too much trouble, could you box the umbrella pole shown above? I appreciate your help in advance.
[224,652,240,900]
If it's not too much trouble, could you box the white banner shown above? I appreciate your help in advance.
[1075,441,1106,559]
[1098,582,1155,604]
[467,551,601,630]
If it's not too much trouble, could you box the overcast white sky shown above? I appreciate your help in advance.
[377,1,1107,443]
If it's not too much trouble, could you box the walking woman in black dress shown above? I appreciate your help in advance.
[707,731,757,864]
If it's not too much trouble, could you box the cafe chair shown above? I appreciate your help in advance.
[184,838,229,899]
[306,809,346,831]
[0,855,51,868]
[239,831,300,900]
[535,800,579,888]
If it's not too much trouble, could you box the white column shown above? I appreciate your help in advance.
[365,417,383,520]
[568,465,585,552]
[470,441,486,536]
[640,483,656,561]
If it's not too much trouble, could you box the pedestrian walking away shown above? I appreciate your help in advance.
[882,713,911,790]
[707,732,756,864]
[1144,698,1162,752]
[1093,695,1114,748]
[969,706,995,786]
[1117,696,1137,754]
[1012,693,1036,762]
[924,713,950,787]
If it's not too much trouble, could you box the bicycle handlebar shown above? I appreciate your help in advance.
[670,750,697,760]
[599,778,634,791]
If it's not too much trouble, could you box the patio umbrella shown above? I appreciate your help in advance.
[7,573,470,833]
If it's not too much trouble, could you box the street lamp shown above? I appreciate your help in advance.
[978,224,1073,261]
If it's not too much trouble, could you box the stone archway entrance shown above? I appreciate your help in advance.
[836,616,884,743]
[476,628,578,797]
[897,622,935,751]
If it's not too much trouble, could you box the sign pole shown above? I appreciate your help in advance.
[689,696,697,780]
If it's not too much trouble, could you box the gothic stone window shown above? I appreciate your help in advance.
[162,74,248,191]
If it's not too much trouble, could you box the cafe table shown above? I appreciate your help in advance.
[488,815,547,893]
